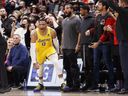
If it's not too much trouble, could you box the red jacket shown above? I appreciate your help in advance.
[112,27,119,45]
[99,17,118,45]
[2,0,6,7]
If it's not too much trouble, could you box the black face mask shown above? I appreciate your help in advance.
[18,6,23,10]
[1,15,5,19]
[20,24,26,28]
[11,4,15,9]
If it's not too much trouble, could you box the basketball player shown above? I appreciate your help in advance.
[30,18,63,92]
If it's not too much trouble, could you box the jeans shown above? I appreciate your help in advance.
[92,44,114,88]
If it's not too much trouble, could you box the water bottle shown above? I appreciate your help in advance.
[23,79,27,91]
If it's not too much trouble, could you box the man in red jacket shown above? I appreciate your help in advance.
[89,0,115,91]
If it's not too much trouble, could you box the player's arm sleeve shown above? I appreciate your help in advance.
[51,28,59,54]
[30,30,37,63]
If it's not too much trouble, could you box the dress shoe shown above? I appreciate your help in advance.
[0,87,11,93]
[118,88,128,94]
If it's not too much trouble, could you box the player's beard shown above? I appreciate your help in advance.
[65,11,72,17]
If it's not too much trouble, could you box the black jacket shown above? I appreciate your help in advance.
[80,14,95,45]
[0,33,7,46]
[108,0,128,41]
[2,18,13,37]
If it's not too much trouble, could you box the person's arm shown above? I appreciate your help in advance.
[30,30,38,64]
[13,46,28,66]
[99,17,115,42]
[75,17,81,53]
[75,33,81,53]
[85,18,95,36]
[10,21,17,37]
[89,16,115,48]
[51,28,59,54]
[6,49,13,72]
[6,47,13,66]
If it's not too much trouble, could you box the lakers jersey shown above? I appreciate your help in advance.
[36,27,56,64]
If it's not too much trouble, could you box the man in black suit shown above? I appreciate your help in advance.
[108,0,128,94]
[0,32,11,93]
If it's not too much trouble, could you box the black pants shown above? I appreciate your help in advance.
[112,45,123,81]
[63,49,80,88]
[0,37,8,88]
[119,41,128,89]
[81,44,93,88]
[7,66,27,86]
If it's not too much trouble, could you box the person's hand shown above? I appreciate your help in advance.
[106,25,112,32]
[33,63,39,69]
[103,26,107,31]
[85,30,90,36]
[75,44,81,53]
[7,66,13,72]
[11,22,16,28]
[50,16,56,22]
[88,42,99,48]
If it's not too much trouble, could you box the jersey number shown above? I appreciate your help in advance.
[42,42,46,46]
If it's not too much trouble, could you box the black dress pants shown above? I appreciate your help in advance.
[7,66,27,86]
[81,44,93,88]
[63,49,80,88]
[0,36,8,89]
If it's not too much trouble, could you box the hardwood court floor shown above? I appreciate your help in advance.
[0,89,128,96]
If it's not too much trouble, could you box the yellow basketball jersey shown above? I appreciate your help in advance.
[36,27,56,64]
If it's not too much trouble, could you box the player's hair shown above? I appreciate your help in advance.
[38,18,47,23]
[99,0,109,10]
[64,3,74,10]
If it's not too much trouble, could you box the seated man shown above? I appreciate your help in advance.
[6,34,30,87]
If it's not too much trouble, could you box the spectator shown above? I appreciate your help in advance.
[61,3,81,92]
[108,0,128,94]
[79,4,95,91]
[29,22,36,33]
[45,13,63,46]
[6,34,30,88]
[5,38,15,64]
[17,1,27,14]
[0,8,13,37]
[89,0,115,91]
[0,32,11,93]
[13,18,30,50]
[5,0,16,15]
[107,11,124,92]
[7,37,15,50]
